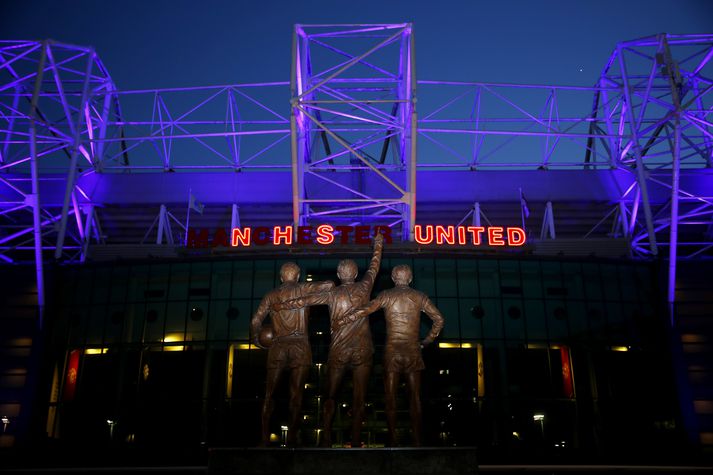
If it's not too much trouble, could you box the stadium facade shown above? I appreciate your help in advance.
[1,25,712,461]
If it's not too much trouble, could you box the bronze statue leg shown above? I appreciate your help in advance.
[321,364,347,447]
[286,365,309,447]
[261,366,282,446]
[384,370,400,447]
[405,371,423,447]
[351,363,370,447]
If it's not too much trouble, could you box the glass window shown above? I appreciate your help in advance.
[546,300,569,342]
[129,265,149,302]
[460,298,483,339]
[478,260,499,297]
[521,261,542,298]
[86,305,106,345]
[208,300,230,341]
[125,303,145,343]
[581,263,603,300]
[252,260,274,298]
[562,263,584,299]
[211,262,232,300]
[457,259,478,298]
[435,259,457,297]
[413,259,435,296]
[524,299,547,340]
[186,300,208,341]
[164,301,186,336]
[601,264,621,301]
[75,269,93,305]
[168,263,190,301]
[228,299,253,340]
[92,268,111,304]
[618,265,639,302]
[503,299,526,340]
[434,297,460,339]
[110,267,129,303]
[104,305,125,344]
[232,261,253,299]
[567,300,588,340]
[144,303,165,343]
[479,298,503,339]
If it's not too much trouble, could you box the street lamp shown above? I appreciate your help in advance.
[533,413,545,437]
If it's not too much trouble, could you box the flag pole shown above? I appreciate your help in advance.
[519,187,526,232]
[185,188,191,245]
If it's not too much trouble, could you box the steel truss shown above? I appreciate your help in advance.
[291,24,416,240]
[1,31,713,325]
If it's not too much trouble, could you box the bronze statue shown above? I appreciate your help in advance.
[250,262,334,447]
[275,233,384,447]
[340,264,444,447]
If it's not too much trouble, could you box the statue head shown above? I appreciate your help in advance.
[279,262,301,283]
[391,265,413,286]
[337,259,358,283]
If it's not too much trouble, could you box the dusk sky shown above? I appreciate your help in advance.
[3,0,712,90]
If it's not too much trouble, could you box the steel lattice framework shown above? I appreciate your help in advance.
[290,24,416,241]
[1,29,713,325]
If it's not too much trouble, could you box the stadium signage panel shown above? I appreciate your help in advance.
[228,224,524,247]
[186,225,526,248]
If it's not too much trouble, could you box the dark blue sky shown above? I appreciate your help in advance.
[3,0,712,90]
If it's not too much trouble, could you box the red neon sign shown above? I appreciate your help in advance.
[187,225,527,248]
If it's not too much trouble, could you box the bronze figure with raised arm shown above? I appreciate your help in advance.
[339,264,444,447]
[274,233,384,447]
[250,262,334,447]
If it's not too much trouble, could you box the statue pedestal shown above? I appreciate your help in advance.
[208,447,478,475]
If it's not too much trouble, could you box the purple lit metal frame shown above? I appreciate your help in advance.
[291,24,416,241]
[1,32,713,327]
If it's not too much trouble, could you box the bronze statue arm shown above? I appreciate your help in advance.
[273,291,331,311]
[421,296,445,347]
[359,233,384,290]
[301,280,335,294]
[338,297,382,327]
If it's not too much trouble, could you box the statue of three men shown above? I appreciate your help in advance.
[250,233,445,447]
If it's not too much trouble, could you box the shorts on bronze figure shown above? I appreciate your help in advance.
[341,264,444,447]
[276,233,384,447]
[250,262,334,447]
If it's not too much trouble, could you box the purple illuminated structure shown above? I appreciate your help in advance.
[1,29,713,327]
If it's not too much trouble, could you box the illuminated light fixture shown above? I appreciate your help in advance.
[527,343,560,350]
[280,425,288,431]
[162,333,185,343]
[681,334,707,343]
[533,414,545,422]
[611,346,629,352]
[162,333,187,351]
[237,344,260,350]
[306,275,314,282]
[438,342,474,349]
[269,433,279,443]
[163,345,185,352]
[85,348,108,355]
[9,338,32,347]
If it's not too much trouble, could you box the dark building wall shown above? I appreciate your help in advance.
[0,254,694,461]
